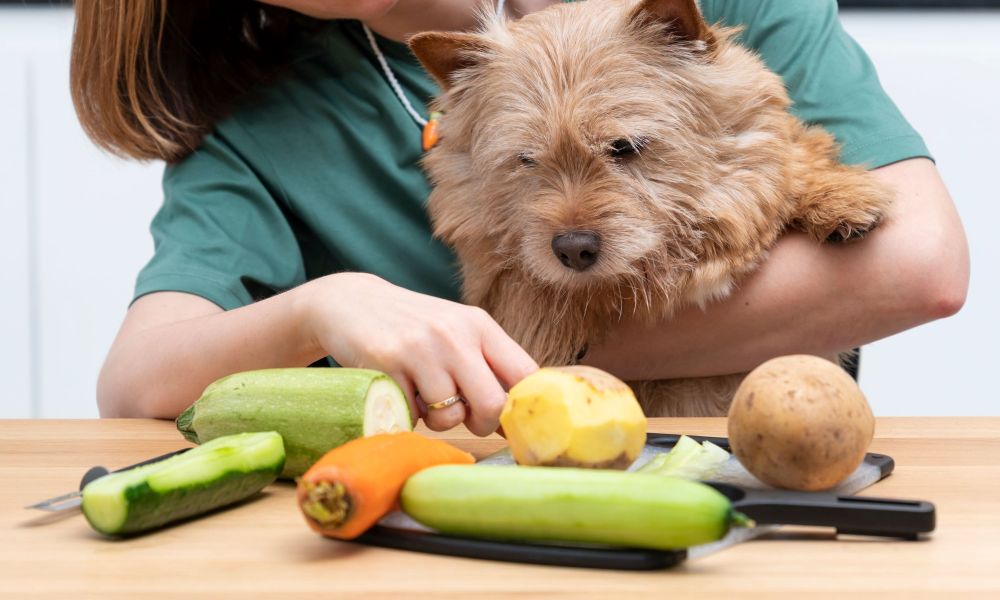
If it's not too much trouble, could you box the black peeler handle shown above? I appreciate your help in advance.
[78,448,191,491]
[709,483,936,539]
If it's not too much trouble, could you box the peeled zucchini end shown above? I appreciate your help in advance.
[363,377,413,436]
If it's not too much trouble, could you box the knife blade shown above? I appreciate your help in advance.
[25,448,191,512]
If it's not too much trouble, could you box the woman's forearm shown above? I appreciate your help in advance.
[98,272,539,436]
[584,158,969,380]
[98,286,325,419]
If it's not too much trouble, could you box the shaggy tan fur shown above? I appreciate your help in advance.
[409,0,890,416]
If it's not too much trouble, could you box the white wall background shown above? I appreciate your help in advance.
[0,7,996,418]
[0,9,163,418]
[840,11,1000,415]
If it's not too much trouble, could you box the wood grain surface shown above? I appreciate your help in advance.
[1,418,998,599]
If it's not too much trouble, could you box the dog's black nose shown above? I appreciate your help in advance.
[552,231,601,271]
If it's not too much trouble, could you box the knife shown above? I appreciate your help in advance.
[25,448,191,512]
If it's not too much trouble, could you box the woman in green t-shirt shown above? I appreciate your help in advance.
[71,0,968,433]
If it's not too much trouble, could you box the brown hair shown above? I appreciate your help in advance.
[71,1,318,163]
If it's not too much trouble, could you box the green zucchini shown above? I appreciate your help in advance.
[401,465,750,550]
[177,368,412,477]
[81,431,285,536]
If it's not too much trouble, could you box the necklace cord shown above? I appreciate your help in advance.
[362,23,428,127]
[363,0,507,129]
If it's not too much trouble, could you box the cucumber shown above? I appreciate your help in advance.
[81,431,285,536]
[177,368,412,477]
[401,465,750,550]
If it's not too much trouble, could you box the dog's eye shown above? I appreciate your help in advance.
[609,138,641,159]
[518,153,537,167]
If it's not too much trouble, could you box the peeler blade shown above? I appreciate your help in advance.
[24,449,189,513]
[25,491,83,512]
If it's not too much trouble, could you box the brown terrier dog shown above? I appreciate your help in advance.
[409,0,890,416]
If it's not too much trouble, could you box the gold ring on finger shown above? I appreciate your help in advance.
[425,395,464,411]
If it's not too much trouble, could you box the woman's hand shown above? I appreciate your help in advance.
[300,272,538,435]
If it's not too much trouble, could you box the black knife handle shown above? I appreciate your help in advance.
[78,448,191,491]
[731,488,936,539]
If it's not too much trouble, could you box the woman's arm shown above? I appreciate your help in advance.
[99,273,537,436]
[98,289,317,419]
[583,158,969,380]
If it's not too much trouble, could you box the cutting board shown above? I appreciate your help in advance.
[363,433,906,569]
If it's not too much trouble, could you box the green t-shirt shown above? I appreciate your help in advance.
[135,0,930,310]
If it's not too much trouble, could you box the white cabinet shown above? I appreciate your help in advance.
[0,8,996,417]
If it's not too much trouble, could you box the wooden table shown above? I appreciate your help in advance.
[1,418,998,598]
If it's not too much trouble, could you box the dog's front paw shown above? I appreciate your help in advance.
[825,211,884,243]
[792,168,891,244]
[787,137,893,244]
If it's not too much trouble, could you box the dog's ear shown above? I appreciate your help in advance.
[409,31,492,91]
[629,0,713,45]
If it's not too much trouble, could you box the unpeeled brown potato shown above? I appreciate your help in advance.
[728,355,874,491]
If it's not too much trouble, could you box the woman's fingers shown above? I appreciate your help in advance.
[452,356,509,437]
[447,309,537,437]
[478,313,539,390]
[311,275,536,435]
[411,367,467,432]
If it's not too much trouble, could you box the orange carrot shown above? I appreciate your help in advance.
[296,432,475,539]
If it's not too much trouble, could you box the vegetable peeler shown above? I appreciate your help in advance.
[25,448,191,512]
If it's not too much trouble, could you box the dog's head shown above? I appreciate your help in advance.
[412,0,790,307]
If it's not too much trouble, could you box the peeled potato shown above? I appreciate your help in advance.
[500,366,647,469]
[728,355,874,491]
